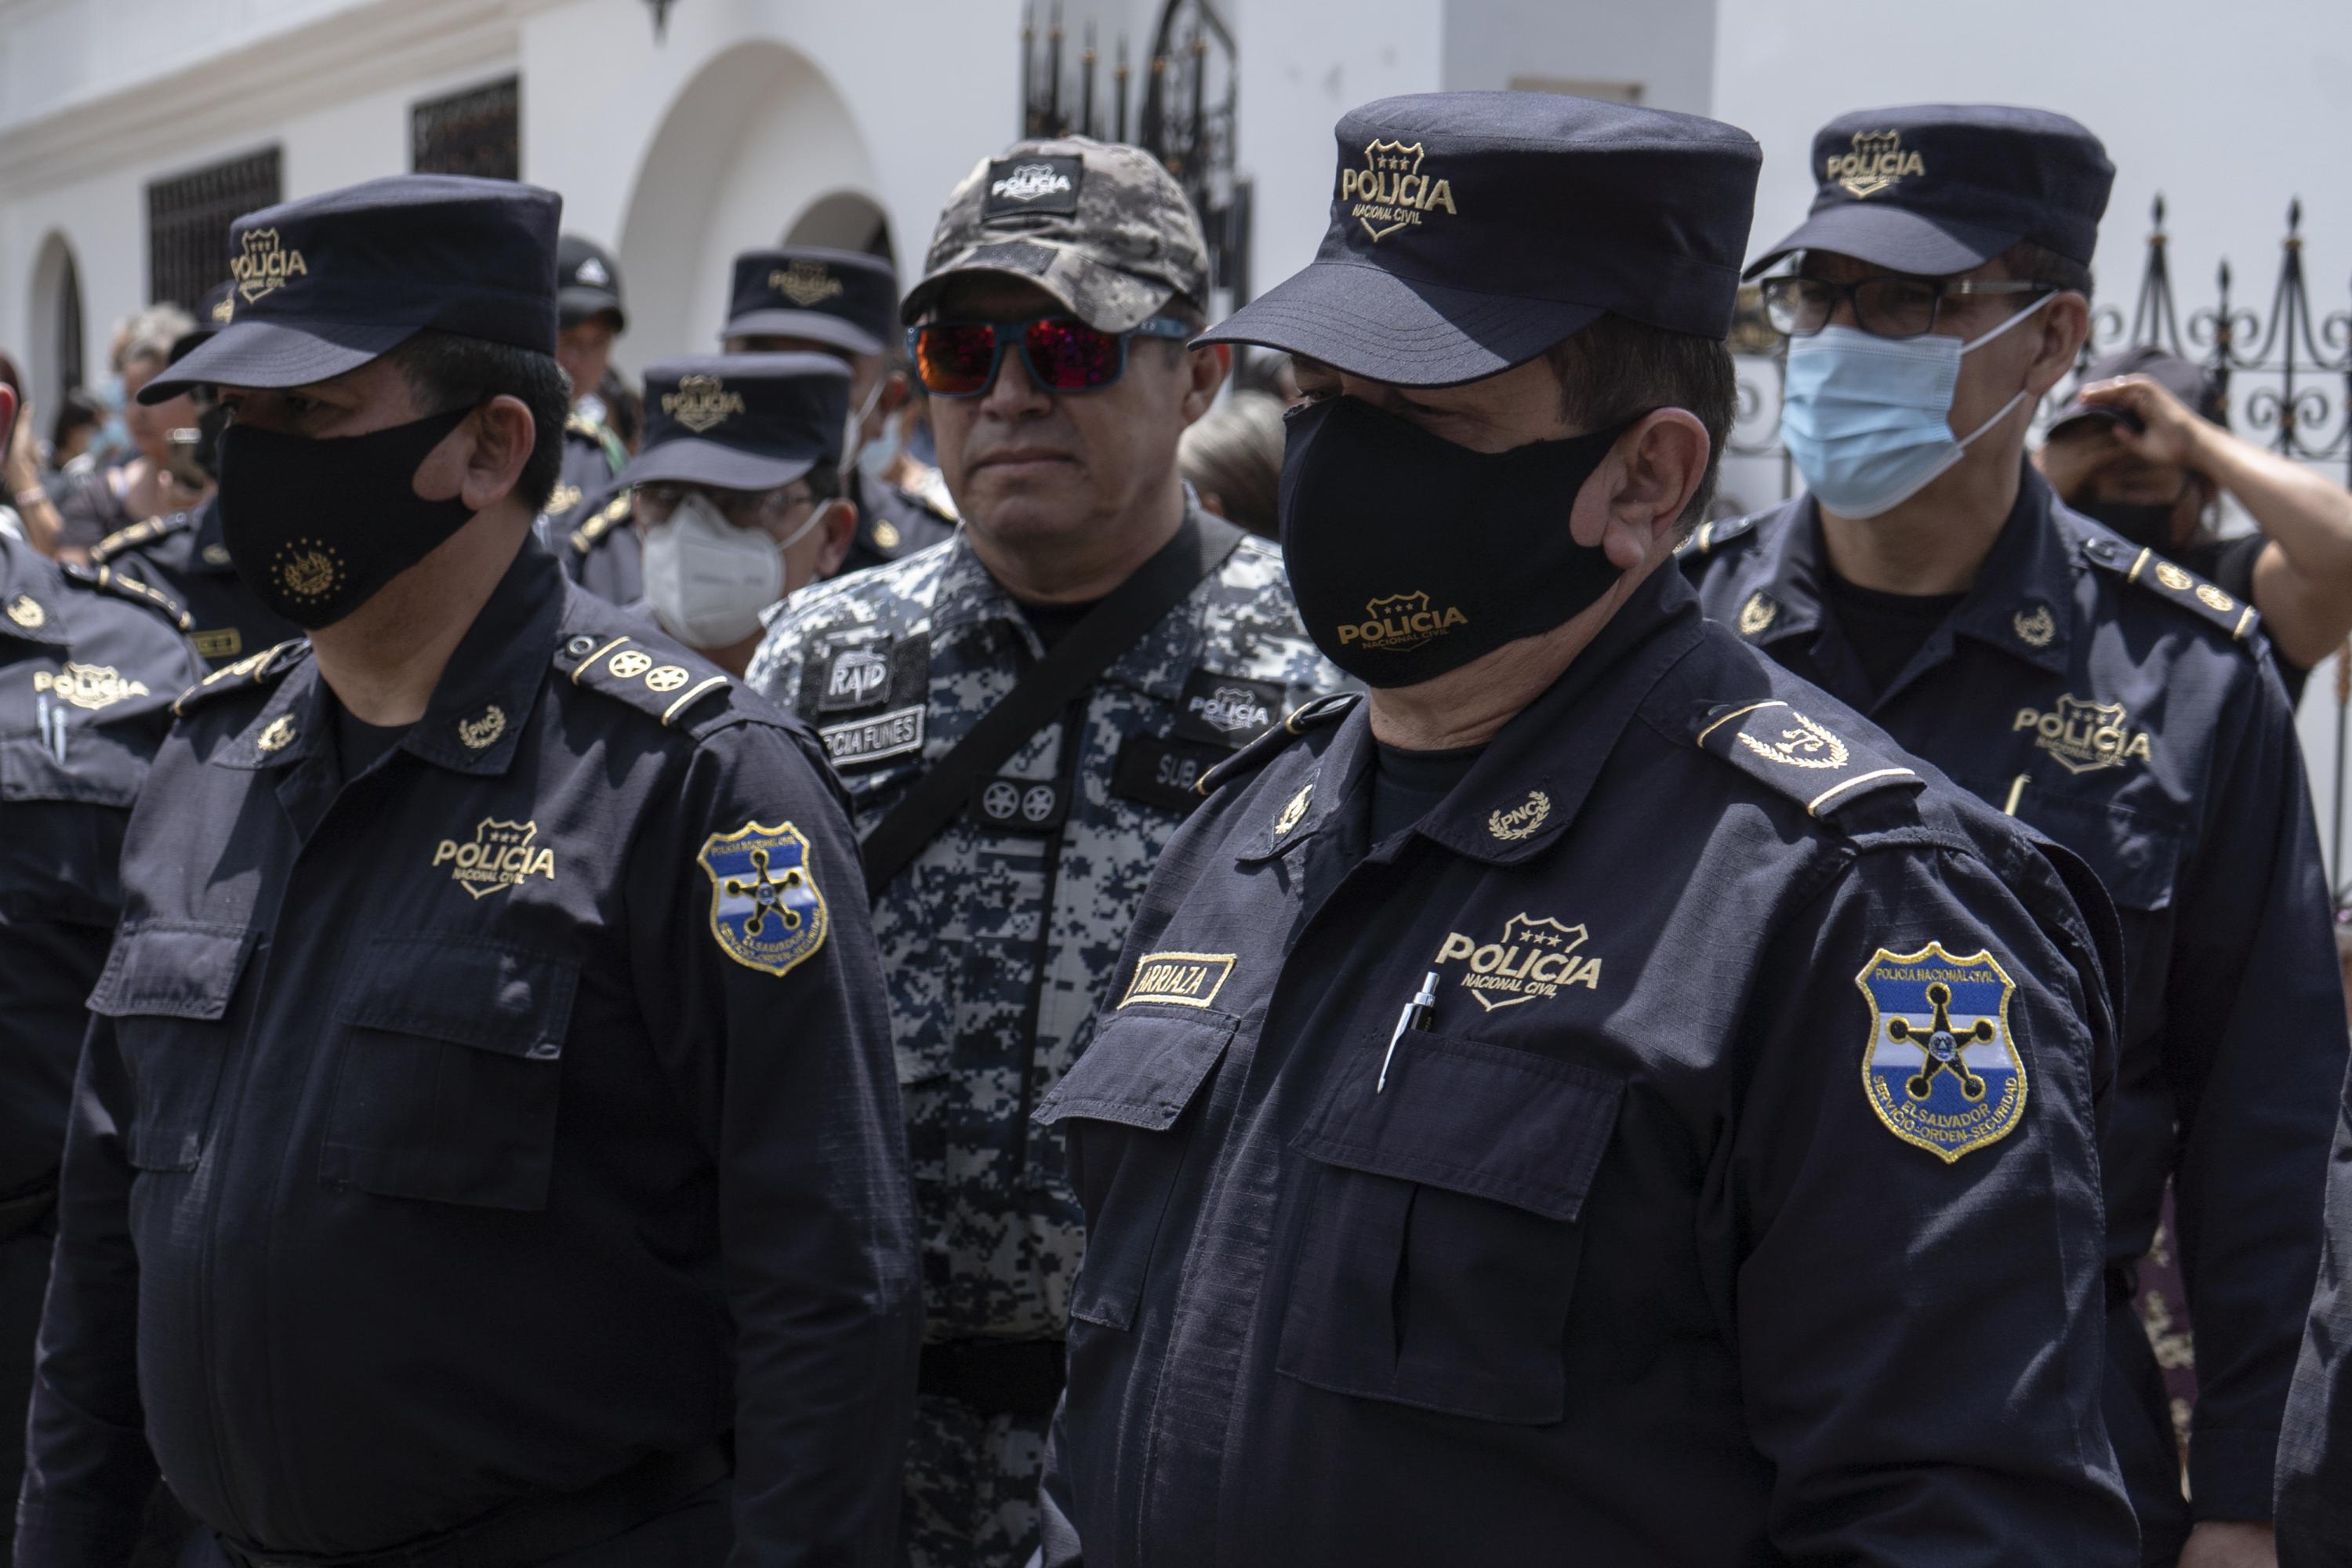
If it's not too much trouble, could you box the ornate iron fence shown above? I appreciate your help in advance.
[1016,1,1251,308]
[1729,198,2352,875]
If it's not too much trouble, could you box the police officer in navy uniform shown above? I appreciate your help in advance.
[2278,1058,2352,1566]
[16,175,920,1566]
[543,234,636,603]
[0,379,201,1558]
[92,284,302,668]
[1037,91,2138,1565]
[1684,107,2346,1568]
[623,354,860,670]
[720,247,957,576]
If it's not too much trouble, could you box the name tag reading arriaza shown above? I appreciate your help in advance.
[1119,951,1237,1010]
[820,703,925,767]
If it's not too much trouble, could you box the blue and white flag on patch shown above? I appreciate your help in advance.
[697,820,829,978]
[1855,942,2027,1163]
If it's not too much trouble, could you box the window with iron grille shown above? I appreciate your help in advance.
[412,77,520,180]
[147,147,281,314]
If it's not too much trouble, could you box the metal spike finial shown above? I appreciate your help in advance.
[2151,193,2165,227]
[2289,197,2304,234]
[645,0,673,38]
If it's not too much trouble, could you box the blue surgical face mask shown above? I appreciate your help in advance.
[1782,291,2056,519]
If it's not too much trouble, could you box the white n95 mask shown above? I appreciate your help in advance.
[641,491,821,649]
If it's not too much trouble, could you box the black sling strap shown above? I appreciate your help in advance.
[859,513,1247,899]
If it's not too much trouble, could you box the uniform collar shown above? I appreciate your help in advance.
[1737,468,2074,678]
[0,535,70,647]
[216,539,560,777]
[1237,565,1704,868]
[927,500,1213,706]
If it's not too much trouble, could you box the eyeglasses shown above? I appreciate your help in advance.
[1760,275,2054,340]
[906,316,1192,398]
[634,483,813,527]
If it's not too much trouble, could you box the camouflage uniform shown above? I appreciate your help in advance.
[746,514,1339,1565]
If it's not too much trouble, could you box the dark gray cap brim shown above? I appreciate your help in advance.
[719,310,880,358]
[1196,259,1602,389]
[558,287,626,333]
[1745,203,2020,280]
[140,317,415,402]
[618,438,817,493]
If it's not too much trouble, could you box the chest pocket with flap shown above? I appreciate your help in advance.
[1033,1006,1236,1330]
[1277,1031,1624,1426]
[86,921,259,1173]
[320,933,579,1211]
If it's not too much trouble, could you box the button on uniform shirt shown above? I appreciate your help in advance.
[0,535,199,1554]
[18,540,920,1566]
[89,498,302,669]
[1685,466,2348,1526]
[1036,566,2136,1566]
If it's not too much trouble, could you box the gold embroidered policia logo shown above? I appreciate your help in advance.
[662,374,746,434]
[2013,693,2152,774]
[1337,591,1468,654]
[1828,130,1926,200]
[1339,139,1457,241]
[1435,912,1602,1011]
[771,260,843,307]
[231,227,308,304]
[33,662,150,711]
[432,818,557,898]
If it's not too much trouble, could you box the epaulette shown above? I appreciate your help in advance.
[558,629,734,731]
[2080,534,2261,645]
[172,637,307,717]
[1691,698,1926,821]
[570,493,631,555]
[88,510,193,565]
[1675,513,1760,562]
[565,412,628,472]
[61,561,193,633]
[1196,691,1361,797]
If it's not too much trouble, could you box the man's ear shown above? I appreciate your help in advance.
[1179,343,1229,426]
[449,394,537,511]
[879,370,911,420]
[1571,408,1709,569]
[0,386,16,454]
[2027,293,2091,397]
[815,498,858,579]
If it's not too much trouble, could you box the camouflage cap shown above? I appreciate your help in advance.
[901,136,1210,333]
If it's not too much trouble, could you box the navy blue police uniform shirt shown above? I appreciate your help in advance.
[88,496,303,669]
[0,536,199,1545]
[1684,465,2348,1520]
[2278,1052,2352,1566]
[16,539,921,1565]
[1034,564,2139,1566]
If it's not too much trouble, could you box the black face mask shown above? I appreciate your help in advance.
[1278,396,1635,688]
[2071,496,2186,553]
[218,405,479,630]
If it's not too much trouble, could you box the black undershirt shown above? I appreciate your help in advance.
[332,701,410,780]
[1826,574,1965,699]
[1018,597,1105,652]
[1370,739,1485,844]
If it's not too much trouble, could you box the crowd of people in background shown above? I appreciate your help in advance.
[3,82,2352,1568]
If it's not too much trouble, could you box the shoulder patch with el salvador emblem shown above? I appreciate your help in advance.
[1857,942,2026,1163]
[697,821,829,978]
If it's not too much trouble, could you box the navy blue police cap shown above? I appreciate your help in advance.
[1199,92,1760,387]
[1748,105,2113,279]
[618,353,851,494]
[143,174,561,403]
[557,234,627,333]
[720,247,898,358]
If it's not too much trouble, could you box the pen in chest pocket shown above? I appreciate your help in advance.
[1378,970,1440,1093]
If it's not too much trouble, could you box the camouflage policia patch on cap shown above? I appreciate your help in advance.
[984,157,1084,221]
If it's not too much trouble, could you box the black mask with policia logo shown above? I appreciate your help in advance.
[217,405,481,630]
[1277,394,1635,688]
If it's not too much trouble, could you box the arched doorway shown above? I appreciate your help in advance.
[615,42,889,362]
[27,231,85,419]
